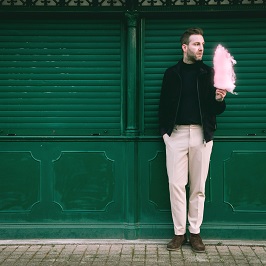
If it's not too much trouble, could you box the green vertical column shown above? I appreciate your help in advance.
[124,141,139,239]
[124,11,139,239]
[125,11,139,136]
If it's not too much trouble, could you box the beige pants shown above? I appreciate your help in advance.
[163,125,213,235]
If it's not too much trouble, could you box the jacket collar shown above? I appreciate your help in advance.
[173,59,208,75]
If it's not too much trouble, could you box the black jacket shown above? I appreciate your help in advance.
[159,60,226,143]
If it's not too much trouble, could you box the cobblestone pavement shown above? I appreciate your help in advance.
[0,239,266,265]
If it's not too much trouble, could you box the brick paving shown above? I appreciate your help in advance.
[0,240,265,265]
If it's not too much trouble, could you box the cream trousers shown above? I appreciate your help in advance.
[163,125,213,235]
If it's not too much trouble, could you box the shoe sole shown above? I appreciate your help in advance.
[167,247,180,251]
[167,240,187,251]
[191,246,206,253]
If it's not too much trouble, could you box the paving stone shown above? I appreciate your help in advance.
[0,241,266,266]
[223,260,237,265]
[1,259,18,265]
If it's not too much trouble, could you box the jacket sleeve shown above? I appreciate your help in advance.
[210,88,226,115]
[158,70,169,136]
[208,69,226,115]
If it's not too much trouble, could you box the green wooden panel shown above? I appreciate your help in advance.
[0,141,125,225]
[0,152,40,212]
[142,18,266,137]
[137,139,266,239]
[53,152,115,211]
[224,151,266,212]
[0,139,266,239]
[0,18,123,136]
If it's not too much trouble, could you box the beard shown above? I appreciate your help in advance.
[187,51,203,63]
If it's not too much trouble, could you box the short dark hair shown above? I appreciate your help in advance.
[180,28,204,45]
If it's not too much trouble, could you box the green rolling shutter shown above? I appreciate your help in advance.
[0,18,123,136]
[143,18,266,137]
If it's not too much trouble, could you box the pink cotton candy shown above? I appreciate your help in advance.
[213,44,237,94]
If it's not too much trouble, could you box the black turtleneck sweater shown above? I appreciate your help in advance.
[175,61,202,125]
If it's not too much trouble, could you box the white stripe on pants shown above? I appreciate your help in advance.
[163,125,213,235]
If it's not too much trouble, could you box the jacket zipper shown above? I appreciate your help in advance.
[172,73,182,131]
[196,74,206,145]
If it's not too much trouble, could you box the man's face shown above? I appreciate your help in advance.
[182,34,205,64]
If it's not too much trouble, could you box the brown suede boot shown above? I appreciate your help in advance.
[167,234,187,251]
[189,233,205,253]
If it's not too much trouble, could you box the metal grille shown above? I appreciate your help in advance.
[0,0,264,7]
[0,0,125,6]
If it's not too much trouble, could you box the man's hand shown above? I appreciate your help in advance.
[215,89,227,102]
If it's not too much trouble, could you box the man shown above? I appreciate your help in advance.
[159,28,227,253]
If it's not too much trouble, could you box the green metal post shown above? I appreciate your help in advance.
[124,11,139,239]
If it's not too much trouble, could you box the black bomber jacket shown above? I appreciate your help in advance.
[158,60,226,143]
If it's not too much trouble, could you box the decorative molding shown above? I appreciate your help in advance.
[0,152,41,213]
[223,150,266,213]
[53,151,115,212]
[0,0,264,7]
[148,151,170,211]
[125,10,139,27]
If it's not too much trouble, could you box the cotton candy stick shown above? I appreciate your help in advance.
[213,44,237,94]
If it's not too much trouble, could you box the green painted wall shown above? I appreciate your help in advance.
[0,12,266,240]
